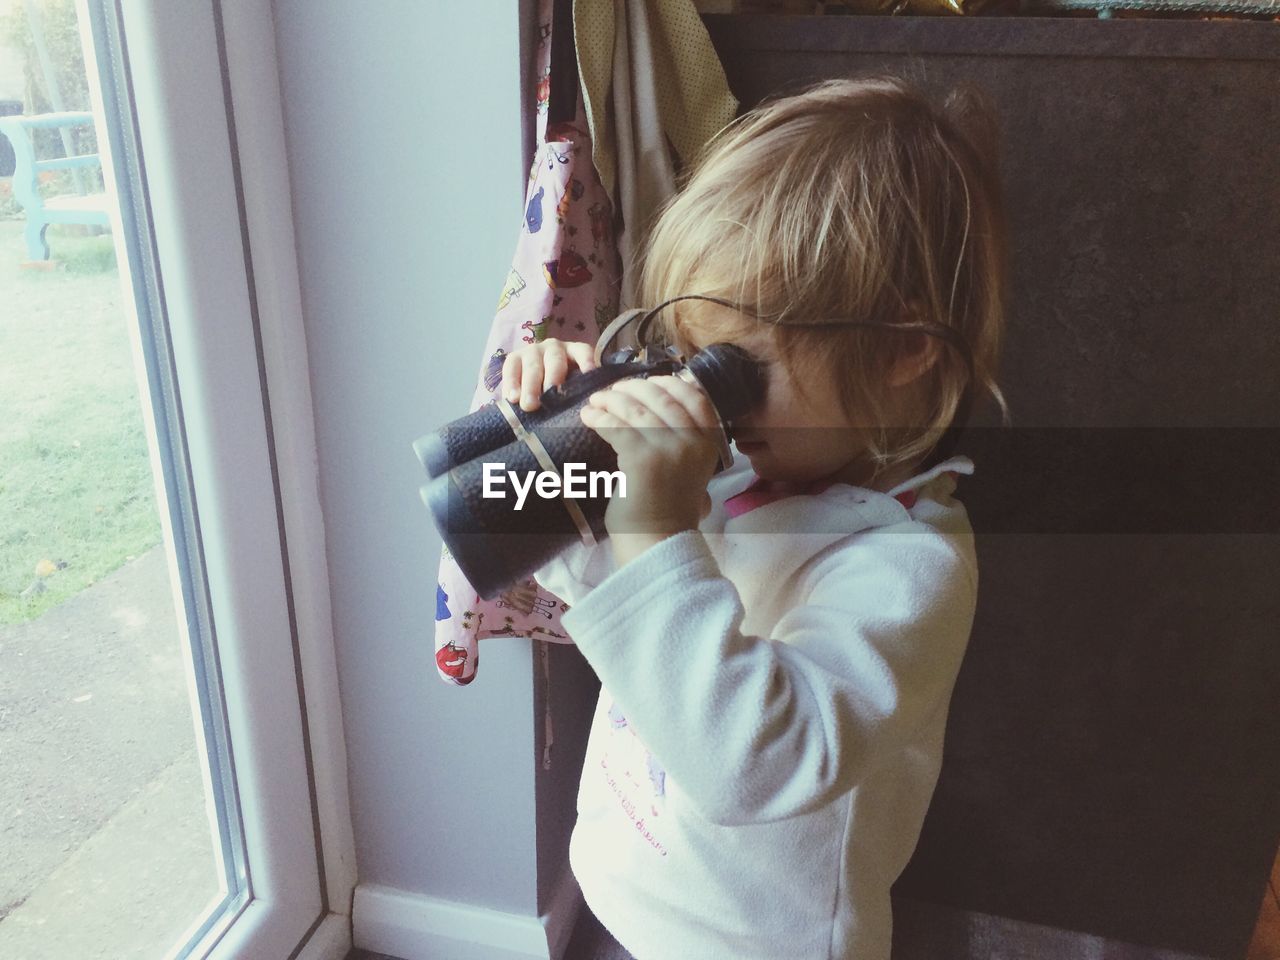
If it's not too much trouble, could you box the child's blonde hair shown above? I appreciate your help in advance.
[634,72,1012,486]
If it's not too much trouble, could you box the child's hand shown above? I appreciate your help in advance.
[500,338,600,412]
[579,374,720,563]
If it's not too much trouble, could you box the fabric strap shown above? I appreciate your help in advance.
[495,396,599,547]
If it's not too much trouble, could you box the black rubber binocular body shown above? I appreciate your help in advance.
[414,342,764,599]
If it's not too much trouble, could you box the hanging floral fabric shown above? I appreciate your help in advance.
[432,0,618,688]
[431,0,738,690]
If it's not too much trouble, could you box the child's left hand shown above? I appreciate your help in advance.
[579,374,721,553]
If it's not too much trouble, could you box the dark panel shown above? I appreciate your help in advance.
[704,13,1280,59]
[892,896,1221,960]
[704,14,1280,960]
[536,641,600,915]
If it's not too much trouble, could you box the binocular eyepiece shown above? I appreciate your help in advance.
[414,342,764,600]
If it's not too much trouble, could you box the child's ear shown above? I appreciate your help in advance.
[886,302,941,388]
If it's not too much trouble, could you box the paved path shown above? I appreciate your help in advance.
[0,544,221,957]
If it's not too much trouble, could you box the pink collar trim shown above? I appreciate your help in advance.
[723,471,951,520]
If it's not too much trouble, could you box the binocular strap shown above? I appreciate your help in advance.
[495,397,600,548]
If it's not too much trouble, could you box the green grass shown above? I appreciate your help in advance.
[0,219,162,624]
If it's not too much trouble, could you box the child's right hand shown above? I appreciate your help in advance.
[501,338,600,412]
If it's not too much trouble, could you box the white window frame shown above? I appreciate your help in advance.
[79,1,355,957]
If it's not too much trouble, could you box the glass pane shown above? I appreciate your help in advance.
[0,2,243,956]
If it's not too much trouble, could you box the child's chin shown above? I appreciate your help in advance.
[744,454,788,479]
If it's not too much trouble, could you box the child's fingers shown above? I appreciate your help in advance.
[601,377,709,434]
[541,342,570,394]
[579,404,641,455]
[501,360,525,407]
[587,386,664,430]
[542,340,599,394]
[651,375,720,431]
[502,339,599,410]
[586,385,711,467]
[513,349,545,410]
[564,340,600,373]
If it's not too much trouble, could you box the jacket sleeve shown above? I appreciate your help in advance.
[558,525,977,826]
[532,535,617,609]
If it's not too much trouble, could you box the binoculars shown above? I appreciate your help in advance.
[414,340,765,599]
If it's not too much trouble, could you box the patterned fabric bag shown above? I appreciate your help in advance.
[432,0,622,689]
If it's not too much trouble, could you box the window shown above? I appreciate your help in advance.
[1,1,353,957]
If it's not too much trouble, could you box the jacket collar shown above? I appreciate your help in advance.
[884,455,976,507]
[722,452,974,519]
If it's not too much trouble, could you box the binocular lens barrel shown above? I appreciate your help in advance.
[414,360,659,480]
[415,342,763,599]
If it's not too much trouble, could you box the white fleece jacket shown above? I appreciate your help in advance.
[533,448,978,960]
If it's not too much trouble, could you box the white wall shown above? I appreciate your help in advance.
[271,0,584,924]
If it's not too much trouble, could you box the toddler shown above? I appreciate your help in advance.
[501,72,1010,960]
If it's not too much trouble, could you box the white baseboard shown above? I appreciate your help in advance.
[354,867,583,960]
